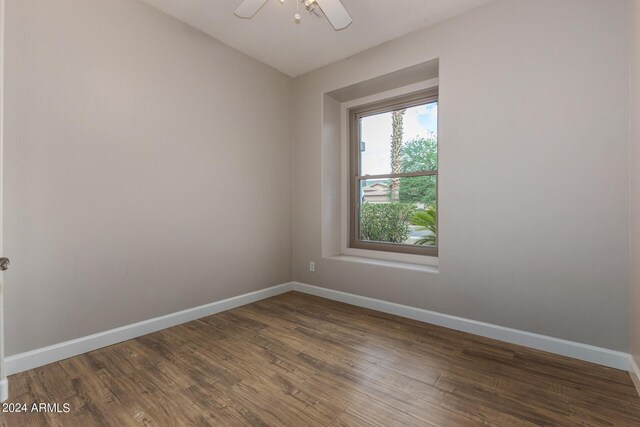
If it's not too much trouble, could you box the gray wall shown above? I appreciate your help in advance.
[4,0,293,355]
[293,0,630,351]
[631,0,640,365]
[3,0,632,357]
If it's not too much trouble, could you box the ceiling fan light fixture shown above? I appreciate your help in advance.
[234,0,351,30]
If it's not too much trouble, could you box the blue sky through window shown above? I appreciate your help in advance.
[360,101,437,176]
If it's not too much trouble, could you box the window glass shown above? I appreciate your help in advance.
[350,92,438,256]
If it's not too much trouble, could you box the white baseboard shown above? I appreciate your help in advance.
[5,282,294,376]
[291,282,630,371]
[629,355,640,397]
[0,378,7,402]
[3,280,632,384]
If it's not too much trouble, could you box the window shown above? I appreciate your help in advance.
[349,88,438,257]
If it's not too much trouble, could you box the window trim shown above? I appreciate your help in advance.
[348,88,439,257]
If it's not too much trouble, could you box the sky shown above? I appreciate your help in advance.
[360,101,437,176]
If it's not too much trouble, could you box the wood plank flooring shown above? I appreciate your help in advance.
[1,291,639,426]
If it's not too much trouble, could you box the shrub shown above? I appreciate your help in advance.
[410,207,437,246]
[360,202,415,243]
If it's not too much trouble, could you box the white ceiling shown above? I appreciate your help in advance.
[140,0,493,77]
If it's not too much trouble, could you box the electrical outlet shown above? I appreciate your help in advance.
[309,261,315,272]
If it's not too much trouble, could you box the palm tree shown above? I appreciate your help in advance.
[390,109,406,202]
[411,207,437,246]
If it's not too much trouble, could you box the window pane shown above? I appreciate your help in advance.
[359,101,437,176]
[358,175,437,246]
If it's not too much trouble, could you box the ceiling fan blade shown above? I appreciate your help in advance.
[315,0,352,30]
[234,0,269,18]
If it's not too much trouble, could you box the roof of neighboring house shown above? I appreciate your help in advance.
[364,183,388,190]
[363,183,390,196]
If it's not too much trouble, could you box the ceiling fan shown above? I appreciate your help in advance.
[234,0,352,30]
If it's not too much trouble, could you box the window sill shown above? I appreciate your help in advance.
[326,253,439,274]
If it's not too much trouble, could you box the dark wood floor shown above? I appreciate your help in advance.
[1,292,639,426]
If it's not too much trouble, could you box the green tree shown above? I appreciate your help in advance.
[400,134,437,172]
[399,135,438,206]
